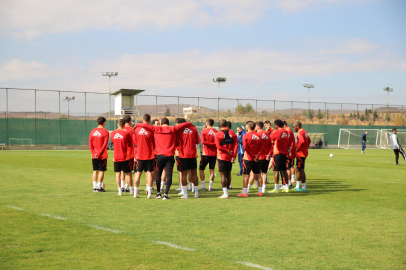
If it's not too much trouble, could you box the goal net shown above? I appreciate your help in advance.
[9,138,32,145]
[379,129,406,149]
[338,129,380,149]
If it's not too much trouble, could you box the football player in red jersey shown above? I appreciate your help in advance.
[122,115,134,194]
[255,121,272,194]
[237,121,261,197]
[215,119,238,199]
[283,121,297,188]
[111,119,132,196]
[268,119,290,193]
[293,121,311,192]
[199,118,218,191]
[89,117,109,192]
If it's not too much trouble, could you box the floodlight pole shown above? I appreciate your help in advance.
[303,84,314,124]
[383,87,393,126]
[213,77,226,124]
[102,72,118,122]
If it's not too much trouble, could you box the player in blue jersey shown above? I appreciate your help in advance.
[361,132,368,154]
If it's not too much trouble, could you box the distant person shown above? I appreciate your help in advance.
[236,126,245,176]
[390,128,406,165]
[318,139,323,149]
[89,117,109,192]
[362,131,368,153]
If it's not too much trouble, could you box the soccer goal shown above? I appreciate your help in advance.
[9,138,33,145]
[338,129,380,149]
[379,129,406,149]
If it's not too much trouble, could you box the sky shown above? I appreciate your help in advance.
[0,0,405,115]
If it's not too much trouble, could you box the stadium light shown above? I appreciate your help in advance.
[303,84,314,123]
[213,77,226,123]
[102,71,118,120]
[383,87,393,105]
[62,96,75,119]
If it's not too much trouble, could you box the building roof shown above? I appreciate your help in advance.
[111,89,145,96]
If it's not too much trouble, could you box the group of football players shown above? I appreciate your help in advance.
[89,113,311,199]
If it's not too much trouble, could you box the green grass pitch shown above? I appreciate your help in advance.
[0,149,405,269]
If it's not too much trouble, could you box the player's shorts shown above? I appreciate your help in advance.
[92,159,107,171]
[217,159,232,172]
[199,155,216,170]
[242,160,260,175]
[114,160,131,173]
[178,158,197,172]
[136,159,155,173]
[272,154,287,171]
[286,158,294,169]
[156,155,175,173]
[296,157,306,170]
[258,159,270,173]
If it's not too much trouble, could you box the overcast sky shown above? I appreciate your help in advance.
[0,0,405,114]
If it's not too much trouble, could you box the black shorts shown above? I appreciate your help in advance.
[136,159,155,173]
[199,156,216,170]
[217,159,232,173]
[156,155,175,173]
[178,158,197,172]
[258,159,270,173]
[243,160,260,175]
[296,157,306,170]
[273,154,287,172]
[114,160,131,173]
[286,158,294,169]
[92,159,107,171]
[176,156,181,171]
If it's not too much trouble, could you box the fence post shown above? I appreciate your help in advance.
[291,101,293,125]
[324,102,327,124]
[402,105,404,126]
[255,99,257,122]
[273,101,275,123]
[372,104,374,125]
[341,103,343,126]
[197,97,200,124]
[84,92,87,120]
[34,89,36,145]
[59,91,61,145]
[386,104,389,126]
[155,95,158,119]
[237,99,239,125]
[217,97,220,124]
[177,96,179,118]
[357,103,358,126]
[6,88,8,145]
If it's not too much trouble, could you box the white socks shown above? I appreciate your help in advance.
[189,182,192,189]
[262,185,266,193]
[291,175,295,182]
[255,180,258,186]
[223,187,228,196]
[274,184,279,191]
[121,180,125,188]
[288,180,291,185]
[118,187,122,195]
[160,182,165,190]
[125,183,129,189]
[129,186,134,193]
[134,187,138,196]
[209,181,213,189]
[182,186,188,198]
[296,181,300,189]
[194,187,198,197]
[247,184,251,192]
[302,183,306,190]
[243,188,248,194]
[93,181,97,189]
[147,187,152,197]
[201,181,205,188]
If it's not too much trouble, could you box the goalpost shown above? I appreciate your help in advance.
[379,129,406,149]
[338,129,380,149]
[9,138,33,146]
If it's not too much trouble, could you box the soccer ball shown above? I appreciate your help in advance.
[330,154,334,158]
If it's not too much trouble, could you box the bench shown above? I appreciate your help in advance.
[0,143,5,150]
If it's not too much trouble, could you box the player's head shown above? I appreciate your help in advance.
[365,131,369,135]
[123,115,132,124]
[202,124,207,130]
[206,118,214,127]
[118,119,125,128]
[256,121,264,130]
[237,126,242,133]
[245,121,255,131]
[176,118,186,125]
[219,119,228,128]
[274,119,284,130]
[392,128,397,133]
[282,120,288,127]
[97,116,106,127]
[161,117,169,125]
[293,121,302,132]
[153,119,160,126]
[143,114,151,124]
[227,121,232,129]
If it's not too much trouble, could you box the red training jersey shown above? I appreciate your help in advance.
[111,129,131,162]
[201,127,218,156]
[215,128,238,162]
[124,126,134,160]
[133,124,155,160]
[243,131,261,161]
[257,129,272,160]
[285,126,297,159]
[296,128,311,158]
[270,128,289,156]
[89,127,109,160]
[176,125,200,158]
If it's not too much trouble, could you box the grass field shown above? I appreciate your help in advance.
[0,149,405,269]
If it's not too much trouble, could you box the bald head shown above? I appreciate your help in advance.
[293,121,302,132]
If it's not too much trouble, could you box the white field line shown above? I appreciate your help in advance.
[41,214,67,220]
[37,194,71,197]
[7,205,25,211]
[153,241,196,251]
[89,225,121,234]
[236,261,277,270]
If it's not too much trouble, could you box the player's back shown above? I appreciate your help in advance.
[124,126,134,160]
[177,125,199,158]
[296,129,310,157]
[243,131,261,161]
[201,128,218,156]
[133,124,155,160]
[89,127,109,159]
[257,130,271,160]
[111,129,131,162]
[154,126,177,156]
[215,128,238,161]
[285,127,296,157]
[271,129,289,156]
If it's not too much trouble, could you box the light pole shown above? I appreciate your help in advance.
[102,72,118,121]
[62,96,75,119]
[213,77,226,124]
[303,84,314,124]
[383,87,393,125]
